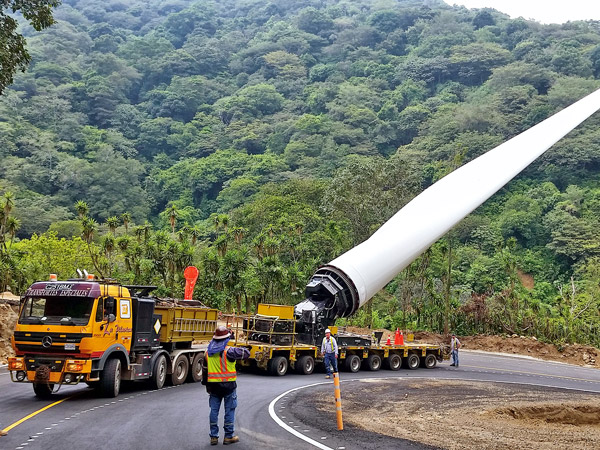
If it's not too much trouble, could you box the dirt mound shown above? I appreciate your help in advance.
[495,404,600,425]
[310,379,600,450]
[0,301,18,364]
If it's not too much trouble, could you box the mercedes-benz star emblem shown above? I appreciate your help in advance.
[42,336,53,348]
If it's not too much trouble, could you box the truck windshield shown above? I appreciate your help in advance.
[19,296,95,325]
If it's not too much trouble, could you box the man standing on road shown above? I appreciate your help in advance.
[450,333,461,367]
[204,326,250,446]
[321,328,338,379]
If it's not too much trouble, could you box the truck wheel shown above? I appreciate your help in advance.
[406,353,420,370]
[295,355,315,375]
[150,355,167,390]
[366,354,382,371]
[268,356,288,376]
[171,354,189,386]
[424,354,437,369]
[33,383,54,399]
[344,354,361,373]
[187,353,203,383]
[99,358,121,398]
[384,354,401,371]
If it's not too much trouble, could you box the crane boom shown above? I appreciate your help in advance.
[297,87,600,324]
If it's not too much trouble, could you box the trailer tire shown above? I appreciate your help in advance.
[344,354,361,373]
[33,383,54,399]
[187,353,203,383]
[99,358,121,398]
[268,356,288,376]
[171,354,189,386]
[295,355,315,375]
[150,355,167,390]
[365,354,382,371]
[424,353,437,369]
[384,353,401,371]
[406,353,420,370]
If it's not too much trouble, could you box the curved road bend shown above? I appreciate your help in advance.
[0,351,599,450]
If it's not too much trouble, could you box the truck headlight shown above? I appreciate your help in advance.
[8,358,24,371]
[66,363,84,372]
[16,371,26,381]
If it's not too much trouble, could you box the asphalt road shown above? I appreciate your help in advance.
[1,351,599,450]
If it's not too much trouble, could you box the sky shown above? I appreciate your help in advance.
[444,1,600,24]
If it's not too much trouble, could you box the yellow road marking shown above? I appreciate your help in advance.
[464,364,600,384]
[1,395,75,434]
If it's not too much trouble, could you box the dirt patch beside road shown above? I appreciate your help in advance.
[0,298,18,364]
[308,379,600,450]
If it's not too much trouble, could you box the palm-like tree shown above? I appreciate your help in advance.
[190,226,202,246]
[81,217,97,244]
[6,216,20,245]
[75,200,88,219]
[105,216,119,234]
[121,212,131,234]
[166,204,178,234]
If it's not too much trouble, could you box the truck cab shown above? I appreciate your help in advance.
[9,278,133,397]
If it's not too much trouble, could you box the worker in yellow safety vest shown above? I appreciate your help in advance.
[203,326,250,446]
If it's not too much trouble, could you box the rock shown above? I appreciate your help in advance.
[531,336,537,341]
[511,334,518,338]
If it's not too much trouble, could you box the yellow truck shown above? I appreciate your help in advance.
[231,304,446,376]
[8,277,218,398]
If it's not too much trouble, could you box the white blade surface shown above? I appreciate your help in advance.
[329,88,600,307]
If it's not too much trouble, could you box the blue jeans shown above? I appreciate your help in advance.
[209,391,237,438]
[452,350,459,366]
[324,353,338,376]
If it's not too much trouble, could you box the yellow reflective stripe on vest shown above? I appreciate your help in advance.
[207,346,237,382]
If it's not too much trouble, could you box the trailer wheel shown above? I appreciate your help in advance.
[366,354,382,371]
[268,356,288,376]
[295,355,315,375]
[33,383,54,399]
[150,355,167,390]
[424,354,437,369]
[99,358,121,398]
[406,353,420,370]
[344,354,361,373]
[171,354,189,386]
[384,354,401,371]
[187,353,203,383]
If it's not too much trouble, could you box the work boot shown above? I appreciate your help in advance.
[325,375,330,379]
[450,364,455,366]
[0,430,7,437]
[210,437,218,446]
[223,436,239,445]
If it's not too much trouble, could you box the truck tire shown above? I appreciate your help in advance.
[150,354,167,390]
[99,358,121,398]
[187,353,203,383]
[33,383,54,399]
[171,354,189,386]
[365,353,382,371]
[268,356,288,376]
[295,355,315,375]
[384,353,401,371]
[424,353,437,369]
[344,354,361,373]
[406,353,420,370]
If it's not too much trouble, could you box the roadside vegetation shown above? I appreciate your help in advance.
[1,0,600,349]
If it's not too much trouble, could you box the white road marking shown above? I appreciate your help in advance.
[268,381,335,450]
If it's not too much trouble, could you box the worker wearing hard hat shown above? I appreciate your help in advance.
[320,328,339,379]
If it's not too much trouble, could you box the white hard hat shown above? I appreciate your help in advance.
[325,328,331,333]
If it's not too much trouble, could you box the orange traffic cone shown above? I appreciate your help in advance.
[385,336,391,345]
[399,330,404,345]
[394,328,401,345]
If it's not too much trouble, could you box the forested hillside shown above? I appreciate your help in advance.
[1,0,600,347]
